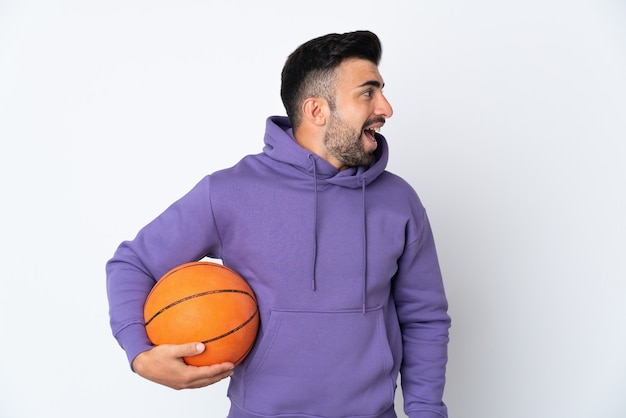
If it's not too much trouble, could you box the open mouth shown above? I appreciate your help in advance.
[363,127,380,145]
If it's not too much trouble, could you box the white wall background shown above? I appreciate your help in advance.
[1,1,625,417]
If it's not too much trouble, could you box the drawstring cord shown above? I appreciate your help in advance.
[307,155,368,315]
[308,154,318,291]
[361,177,367,314]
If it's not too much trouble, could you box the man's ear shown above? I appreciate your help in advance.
[301,97,328,126]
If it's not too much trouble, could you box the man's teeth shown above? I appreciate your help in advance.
[366,127,380,133]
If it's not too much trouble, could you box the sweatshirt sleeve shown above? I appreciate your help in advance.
[105,176,221,368]
[393,206,451,418]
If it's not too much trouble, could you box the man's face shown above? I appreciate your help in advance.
[323,58,393,169]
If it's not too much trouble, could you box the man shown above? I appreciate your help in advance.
[107,30,450,418]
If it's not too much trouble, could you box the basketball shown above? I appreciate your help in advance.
[144,261,259,366]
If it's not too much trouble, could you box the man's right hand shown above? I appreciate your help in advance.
[132,342,235,390]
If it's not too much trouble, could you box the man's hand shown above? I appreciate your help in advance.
[132,342,235,390]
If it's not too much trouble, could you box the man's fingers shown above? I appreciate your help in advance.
[181,362,235,389]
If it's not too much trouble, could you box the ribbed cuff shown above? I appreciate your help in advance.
[114,322,154,371]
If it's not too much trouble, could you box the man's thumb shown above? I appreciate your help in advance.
[184,342,205,356]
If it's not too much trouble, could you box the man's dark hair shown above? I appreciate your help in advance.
[280,30,382,128]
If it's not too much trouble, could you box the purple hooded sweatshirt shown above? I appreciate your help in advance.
[106,116,450,418]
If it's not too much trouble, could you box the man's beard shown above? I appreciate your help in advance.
[324,114,379,168]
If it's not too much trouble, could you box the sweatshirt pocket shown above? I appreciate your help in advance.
[241,307,396,417]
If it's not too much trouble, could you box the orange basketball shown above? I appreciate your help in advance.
[144,261,259,366]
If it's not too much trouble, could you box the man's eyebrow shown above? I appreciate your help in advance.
[357,80,385,89]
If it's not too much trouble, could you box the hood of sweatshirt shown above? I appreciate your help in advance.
[260,116,389,311]
[262,116,389,188]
